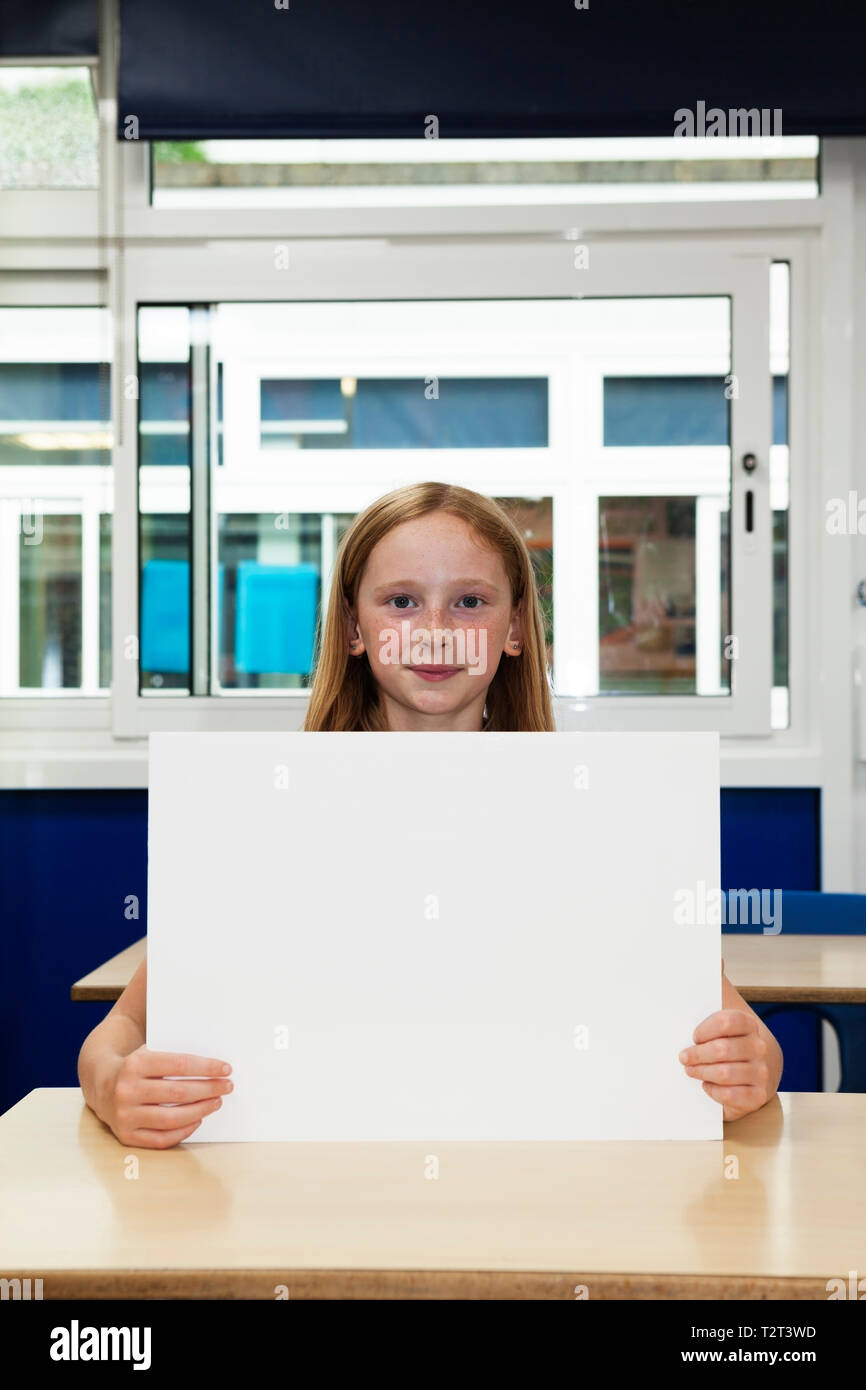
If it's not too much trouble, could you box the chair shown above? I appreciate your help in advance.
[723,891,866,1092]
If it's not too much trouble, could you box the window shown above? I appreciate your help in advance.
[135,301,559,699]
[770,262,790,730]
[0,308,111,696]
[0,67,98,189]
[118,252,771,737]
[150,136,820,209]
[258,377,549,450]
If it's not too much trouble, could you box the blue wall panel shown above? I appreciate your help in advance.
[721,788,820,891]
[721,788,822,1093]
[0,790,147,1117]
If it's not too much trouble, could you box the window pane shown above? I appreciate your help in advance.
[0,363,110,465]
[770,261,790,728]
[0,67,98,189]
[604,377,729,447]
[496,496,553,669]
[216,513,330,690]
[0,308,110,696]
[598,497,729,695]
[260,378,548,449]
[140,516,192,690]
[140,363,192,466]
[569,295,734,700]
[152,136,819,209]
[19,515,82,688]
[99,513,112,692]
[136,297,742,705]
[138,309,192,693]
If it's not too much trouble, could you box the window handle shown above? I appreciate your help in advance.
[741,453,758,542]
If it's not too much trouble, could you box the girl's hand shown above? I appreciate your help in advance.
[101,1046,233,1148]
[678,1008,772,1121]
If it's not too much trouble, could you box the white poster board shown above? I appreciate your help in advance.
[146,731,722,1142]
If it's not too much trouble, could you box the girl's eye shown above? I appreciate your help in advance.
[385,593,485,610]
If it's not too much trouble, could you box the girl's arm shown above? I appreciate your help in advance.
[678,960,784,1121]
[78,957,148,1120]
[77,956,233,1148]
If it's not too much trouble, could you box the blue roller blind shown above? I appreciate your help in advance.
[118,0,862,141]
[0,1,97,57]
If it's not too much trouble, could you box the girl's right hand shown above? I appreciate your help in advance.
[102,1047,233,1149]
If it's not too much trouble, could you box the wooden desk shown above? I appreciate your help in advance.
[72,934,866,1006]
[2,1088,864,1299]
[722,934,866,1004]
[70,938,145,1001]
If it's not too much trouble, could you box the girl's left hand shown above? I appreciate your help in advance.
[679,1008,772,1121]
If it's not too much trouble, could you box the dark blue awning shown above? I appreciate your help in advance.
[115,0,863,140]
[0,0,97,57]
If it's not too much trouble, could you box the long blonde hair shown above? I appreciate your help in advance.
[303,482,555,731]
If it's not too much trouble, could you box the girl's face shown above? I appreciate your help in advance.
[347,511,523,731]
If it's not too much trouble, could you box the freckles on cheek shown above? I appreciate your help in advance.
[365,618,393,668]
[461,622,497,677]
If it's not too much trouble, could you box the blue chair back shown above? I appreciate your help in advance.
[722,890,866,1094]
[722,890,866,935]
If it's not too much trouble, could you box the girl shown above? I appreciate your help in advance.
[78,481,782,1146]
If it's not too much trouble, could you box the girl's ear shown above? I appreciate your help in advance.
[505,605,524,656]
[344,605,365,655]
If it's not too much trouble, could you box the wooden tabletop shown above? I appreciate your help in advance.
[72,934,866,1004]
[70,938,146,1001]
[2,1088,865,1299]
[722,934,866,1003]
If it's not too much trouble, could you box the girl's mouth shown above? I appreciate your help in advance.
[410,666,462,681]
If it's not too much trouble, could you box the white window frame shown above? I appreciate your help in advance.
[112,243,771,737]
[0,274,111,733]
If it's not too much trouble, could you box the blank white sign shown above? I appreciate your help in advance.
[146,731,722,1142]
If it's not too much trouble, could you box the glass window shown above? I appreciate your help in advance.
[135,297,743,707]
[151,136,819,209]
[604,377,729,447]
[579,295,733,700]
[19,514,82,689]
[0,67,98,190]
[140,363,192,467]
[99,513,112,692]
[497,496,553,671]
[259,377,548,450]
[598,497,728,695]
[216,512,353,691]
[0,308,111,697]
[770,262,790,728]
[140,516,191,691]
[137,309,192,692]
